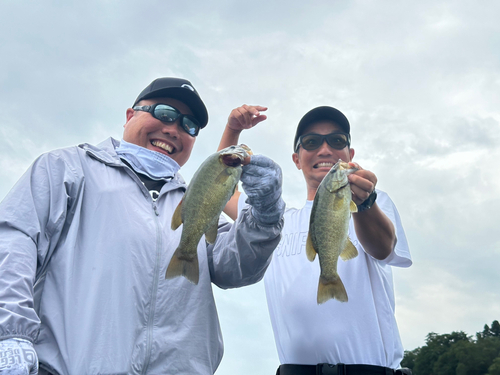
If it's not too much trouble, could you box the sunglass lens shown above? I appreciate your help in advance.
[300,134,323,150]
[154,105,180,122]
[182,116,200,136]
[326,134,348,149]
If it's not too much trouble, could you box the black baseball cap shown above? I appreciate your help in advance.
[133,77,209,128]
[293,106,350,151]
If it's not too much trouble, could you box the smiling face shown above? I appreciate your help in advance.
[123,97,196,167]
[292,120,355,199]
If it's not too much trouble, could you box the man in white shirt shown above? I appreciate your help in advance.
[219,105,412,375]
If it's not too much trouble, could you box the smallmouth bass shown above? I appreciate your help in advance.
[166,144,252,284]
[306,160,359,304]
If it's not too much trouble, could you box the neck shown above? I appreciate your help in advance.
[306,186,318,201]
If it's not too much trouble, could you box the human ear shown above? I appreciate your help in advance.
[125,108,135,123]
[292,152,301,170]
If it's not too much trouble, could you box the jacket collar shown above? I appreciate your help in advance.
[78,137,187,187]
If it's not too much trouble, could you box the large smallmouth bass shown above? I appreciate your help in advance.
[306,160,359,304]
[166,144,252,284]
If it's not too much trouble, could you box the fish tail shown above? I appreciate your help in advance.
[317,276,348,304]
[165,247,199,285]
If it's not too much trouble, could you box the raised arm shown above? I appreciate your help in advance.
[347,163,397,260]
[218,105,268,220]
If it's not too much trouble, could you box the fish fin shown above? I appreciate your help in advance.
[306,233,317,261]
[205,219,219,244]
[340,238,358,261]
[171,199,183,230]
[165,247,199,285]
[350,200,358,213]
[317,276,348,304]
[214,169,231,184]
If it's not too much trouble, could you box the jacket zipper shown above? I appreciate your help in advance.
[86,148,176,373]
[141,202,162,374]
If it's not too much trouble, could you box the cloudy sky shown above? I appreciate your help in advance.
[1,0,499,373]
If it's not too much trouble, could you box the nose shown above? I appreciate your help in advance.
[316,140,334,155]
[161,120,183,138]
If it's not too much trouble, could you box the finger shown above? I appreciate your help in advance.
[251,114,268,127]
[348,170,377,187]
[245,105,261,117]
[228,107,245,124]
[230,107,253,128]
[350,184,372,202]
[242,155,252,165]
[349,179,375,197]
[240,105,258,126]
[348,162,362,170]
[349,174,375,198]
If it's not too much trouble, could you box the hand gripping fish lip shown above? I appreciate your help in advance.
[219,144,253,167]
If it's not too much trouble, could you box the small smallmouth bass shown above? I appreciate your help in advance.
[306,160,359,304]
[166,144,252,284]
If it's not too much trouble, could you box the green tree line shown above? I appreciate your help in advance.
[401,320,500,375]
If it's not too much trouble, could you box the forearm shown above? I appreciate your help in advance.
[0,225,40,342]
[208,210,283,289]
[218,126,243,219]
[352,203,396,260]
[217,126,242,151]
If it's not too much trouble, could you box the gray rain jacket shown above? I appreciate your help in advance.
[0,138,283,375]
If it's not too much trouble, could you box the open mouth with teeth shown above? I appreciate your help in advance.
[151,140,175,154]
[314,162,334,169]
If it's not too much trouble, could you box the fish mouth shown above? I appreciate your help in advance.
[321,160,355,172]
[151,139,175,154]
[219,144,253,167]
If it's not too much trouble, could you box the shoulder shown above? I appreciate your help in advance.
[33,145,85,171]
[32,138,117,180]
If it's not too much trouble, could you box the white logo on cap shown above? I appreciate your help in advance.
[181,84,195,92]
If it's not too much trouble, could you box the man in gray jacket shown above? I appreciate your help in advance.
[0,78,285,375]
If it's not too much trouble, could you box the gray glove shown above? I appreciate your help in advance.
[0,338,38,375]
[240,155,285,225]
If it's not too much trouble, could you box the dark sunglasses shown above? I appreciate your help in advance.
[295,132,351,152]
[133,103,201,137]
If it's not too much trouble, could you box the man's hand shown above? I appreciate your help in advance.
[0,338,38,375]
[218,105,268,153]
[240,155,285,225]
[347,162,377,206]
[227,105,268,132]
[346,162,396,260]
